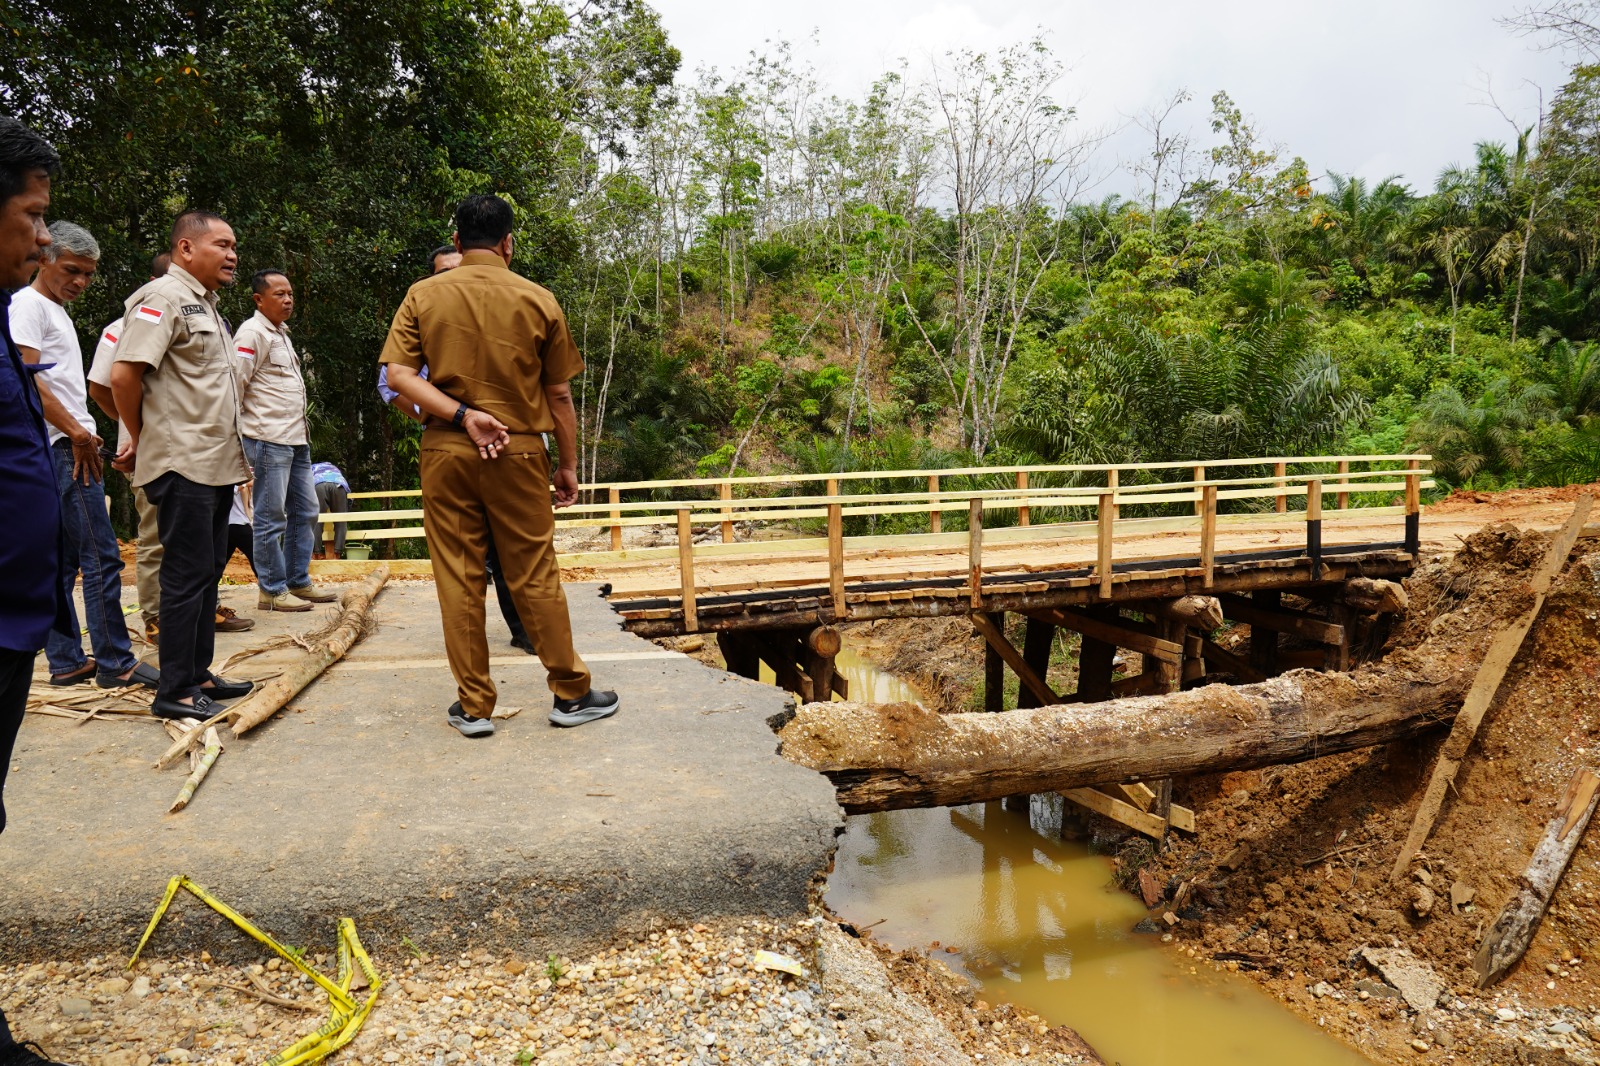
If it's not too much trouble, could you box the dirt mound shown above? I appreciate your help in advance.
[1144,522,1600,1064]
[1433,482,1600,512]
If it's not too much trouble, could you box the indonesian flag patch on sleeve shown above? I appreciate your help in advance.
[101,330,118,346]
[134,304,164,324]
[236,344,256,359]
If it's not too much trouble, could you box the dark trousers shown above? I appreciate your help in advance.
[228,522,256,575]
[144,473,230,701]
[485,529,529,646]
[0,646,31,1049]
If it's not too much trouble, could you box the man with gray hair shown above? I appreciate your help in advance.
[11,221,157,691]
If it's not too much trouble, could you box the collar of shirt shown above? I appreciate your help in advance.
[245,309,290,339]
[165,263,214,302]
[459,250,510,271]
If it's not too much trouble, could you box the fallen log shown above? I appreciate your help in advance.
[779,665,1471,814]
[1149,595,1224,631]
[156,567,389,769]
[1473,769,1600,987]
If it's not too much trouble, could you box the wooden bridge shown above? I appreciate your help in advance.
[316,454,1433,712]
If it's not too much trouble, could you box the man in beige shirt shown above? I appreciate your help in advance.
[233,268,334,612]
[109,209,255,722]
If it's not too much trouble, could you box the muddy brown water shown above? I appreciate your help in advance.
[811,646,1373,1066]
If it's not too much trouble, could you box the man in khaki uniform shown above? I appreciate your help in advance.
[109,210,255,722]
[380,194,618,738]
[233,268,335,612]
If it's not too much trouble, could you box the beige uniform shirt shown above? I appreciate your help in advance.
[233,310,308,445]
[87,316,131,453]
[378,250,584,435]
[111,265,250,488]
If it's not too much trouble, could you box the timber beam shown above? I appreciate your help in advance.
[973,612,1063,707]
[1219,592,1346,646]
[1026,607,1183,665]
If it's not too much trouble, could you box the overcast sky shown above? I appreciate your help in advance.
[647,0,1573,197]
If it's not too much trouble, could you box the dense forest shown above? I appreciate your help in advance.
[7,0,1600,533]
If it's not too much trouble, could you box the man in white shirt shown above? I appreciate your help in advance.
[11,221,155,690]
[233,268,335,612]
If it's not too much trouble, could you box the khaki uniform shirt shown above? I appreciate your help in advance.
[378,250,583,434]
[87,316,131,453]
[233,310,308,445]
[112,264,250,488]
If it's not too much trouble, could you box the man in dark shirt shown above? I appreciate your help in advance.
[0,114,79,1066]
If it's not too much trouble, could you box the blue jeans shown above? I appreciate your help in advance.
[45,440,137,677]
[242,438,317,595]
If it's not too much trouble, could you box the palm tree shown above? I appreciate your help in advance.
[1532,331,1600,424]
[1408,378,1553,486]
[1316,173,1412,275]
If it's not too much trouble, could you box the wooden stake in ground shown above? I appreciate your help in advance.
[1389,497,1592,882]
[169,727,222,813]
[156,566,389,770]
[1473,769,1600,987]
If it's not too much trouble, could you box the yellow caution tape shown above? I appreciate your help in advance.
[129,876,383,1066]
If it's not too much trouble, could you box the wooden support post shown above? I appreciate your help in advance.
[1016,616,1057,709]
[1247,589,1281,677]
[1182,632,1207,684]
[1404,458,1421,556]
[1097,491,1115,599]
[1274,461,1288,514]
[1017,471,1030,527]
[982,612,1005,713]
[1337,459,1350,510]
[929,474,941,534]
[969,498,984,609]
[719,481,734,544]
[716,632,760,680]
[609,486,622,552]
[754,631,810,700]
[1325,603,1353,672]
[1192,465,1205,517]
[1107,468,1120,521]
[1201,485,1217,589]
[827,484,846,623]
[805,626,841,706]
[1075,607,1118,702]
[677,506,698,633]
[973,612,1062,707]
[1306,477,1323,580]
[1198,638,1268,683]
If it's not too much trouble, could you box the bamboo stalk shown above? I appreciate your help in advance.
[169,727,222,812]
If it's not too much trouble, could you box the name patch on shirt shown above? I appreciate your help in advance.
[180,304,205,316]
[134,305,163,324]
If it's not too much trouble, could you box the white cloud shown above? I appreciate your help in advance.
[650,0,1571,195]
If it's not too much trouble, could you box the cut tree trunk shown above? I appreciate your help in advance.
[1473,769,1600,987]
[779,666,1471,814]
[156,567,389,769]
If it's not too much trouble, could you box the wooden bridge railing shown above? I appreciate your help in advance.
[318,455,1434,630]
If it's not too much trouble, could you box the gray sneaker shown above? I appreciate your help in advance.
[447,701,495,738]
[550,689,620,728]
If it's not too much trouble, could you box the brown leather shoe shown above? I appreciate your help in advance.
[143,615,160,646]
[216,605,257,632]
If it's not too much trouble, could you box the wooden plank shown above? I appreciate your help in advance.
[1017,471,1030,527]
[719,481,734,544]
[982,614,1005,714]
[1192,465,1205,517]
[969,498,984,609]
[1168,803,1196,834]
[1117,782,1158,811]
[1274,461,1288,513]
[1201,485,1217,588]
[1061,787,1168,839]
[1029,607,1182,665]
[1337,459,1350,510]
[1107,468,1120,521]
[1218,592,1345,646]
[972,612,1063,707]
[1198,639,1268,683]
[609,486,623,552]
[828,494,846,623]
[1391,496,1594,882]
[1474,769,1600,987]
[1097,491,1115,598]
[677,506,698,633]
[929,474,941,534]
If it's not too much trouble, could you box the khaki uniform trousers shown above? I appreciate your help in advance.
[419,430,590,718]
[134,486,163,618]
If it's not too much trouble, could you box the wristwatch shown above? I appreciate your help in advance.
[452,403,468,428]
